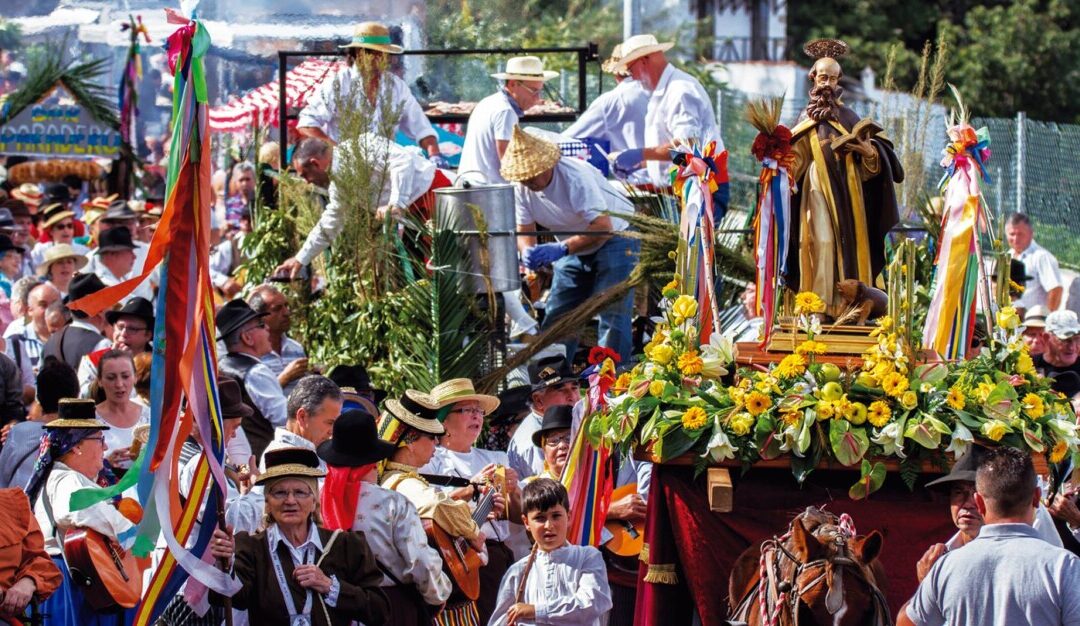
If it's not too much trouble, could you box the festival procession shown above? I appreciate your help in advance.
[0,0,1079,624]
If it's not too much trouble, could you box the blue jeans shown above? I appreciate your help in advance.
[541,234,640,363]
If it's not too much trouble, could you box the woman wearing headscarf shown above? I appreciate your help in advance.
[318,409,451,626]
[208,447,390,626]
[25,399,139,625]
[416,379,522,624]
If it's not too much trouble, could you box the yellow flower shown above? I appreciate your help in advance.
[976,382,995,403]
[681,406,709,430]
[870,316,893,337]
[816,401,835,421]
[649,380,665,397]
[794,291,826,315]
[729,386,746,408]
[871,360,894,382]
[881,372,909,398]
[780,409,803,427]
[982,420,1008,442]
[1023,393,1046,419]
[775,353,808,379]
[996,306,1021,331]
[729,412,755,436]
[614,372,632,391]
[1016,352,1035,375]
[662,275,681,296]
[868,400,892,427]
[795,340,827,356]
[678,350,704,376]
[671,295,698,320]
[836,396,855,420]
[1051,440,1070,464]
[649,344,675,365]
[947,387,966,411]
[900,390,919,410]
[745,391,772,417]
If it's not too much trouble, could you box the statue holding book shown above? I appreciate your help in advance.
[786,39,904,318]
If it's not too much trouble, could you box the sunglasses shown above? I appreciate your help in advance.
[53,222,75,230]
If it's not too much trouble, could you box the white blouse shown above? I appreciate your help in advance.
[33,462,136,556]
[98,403,152,469]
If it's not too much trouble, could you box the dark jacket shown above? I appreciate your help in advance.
[213,526,390,626]
[218,352,274,460]
[42,323,105,371]
[0,353,24,425]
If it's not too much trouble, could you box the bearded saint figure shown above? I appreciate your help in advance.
[786,39,904,317]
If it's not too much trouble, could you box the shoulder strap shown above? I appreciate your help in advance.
[381,472,410,493]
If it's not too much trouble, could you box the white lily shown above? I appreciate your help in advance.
[1049,419,1080,446]
[872,421,907,458]
[944,421,973,457]
[701,418,737,462]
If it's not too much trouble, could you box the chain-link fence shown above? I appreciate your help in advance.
[711,89,1080,267]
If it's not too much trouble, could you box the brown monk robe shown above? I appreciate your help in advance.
[786,40,903,317]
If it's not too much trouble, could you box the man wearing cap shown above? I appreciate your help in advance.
[563,45,649,183]
[507,356,581,479]
[42,274,111,370]
[216,299,288,460]
[458,56,559,185]
[297,21,447,165]
[248,284,309,396]
[318,410,453,625]
[92,227,154,304]
[502,125,639,362]
[75,297,154,398]
[609,34,726,196]
[273,133,453,280]
[1022,305,1049,357]
[1035,311,1080,391]
[1007,212,1063,313]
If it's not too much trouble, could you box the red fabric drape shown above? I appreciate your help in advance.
[321,464,376,531]
[634,464,955,626]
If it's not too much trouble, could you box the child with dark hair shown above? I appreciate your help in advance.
[488,478,612,626]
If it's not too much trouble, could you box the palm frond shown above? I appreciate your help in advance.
[1,43,117,128]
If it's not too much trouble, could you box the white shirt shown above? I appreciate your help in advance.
[507,411,546,480]
[34,462,137,555]
[563,79,649,154]
[242,361,288,430]
[458,91,520,185]
[488,544,612,626]
[261,427,321,471]
[261,336,307,397]
[351,482,452,605]
[420,446,521,544]
[1012,240,1063,310]
[5,320,43,390]
[643,63,722,186]
[514,157,631,255]
[98,403,152,469]
[94,260,155,304]
[295,135,438,266]
[297,67,436,146]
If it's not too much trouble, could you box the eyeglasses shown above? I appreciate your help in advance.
[115,323,148,334]
[451,407,485,417]
[544,433,572,448]
[83,435,106,445]
[268,489,314,501]
[53,222,75,231]
[515,82,542,96]
[420,432,441,441]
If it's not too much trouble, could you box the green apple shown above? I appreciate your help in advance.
[820,381,844,402]
[820,363,842,383]
[849,402,868,425]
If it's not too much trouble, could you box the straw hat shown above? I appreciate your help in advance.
[36,243,88,277]
[39,204,75,230]
[612,34,674,73]
[491,56,559,82]
[11,183,42,209]
[409,378,500,416]
[339,22,404,54]
[81,194,118,212]
[47,399,108,430]
[254,447,326,486]
[499,126,561,183]
[601,44,627,75]
[383,394,445,435]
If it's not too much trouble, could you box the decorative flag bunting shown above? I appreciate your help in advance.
[66,9,240,624]
[749,125,795,347]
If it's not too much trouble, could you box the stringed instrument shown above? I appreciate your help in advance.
[63,527,143,610]
[424,486,497,601]
[603,482,645,557]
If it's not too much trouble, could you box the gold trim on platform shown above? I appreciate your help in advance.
[766,320,878,355]
[643,563,679,585]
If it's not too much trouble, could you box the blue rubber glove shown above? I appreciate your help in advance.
[711,182,730,222]
[523,242,569,270]
[612,148,645,180]
[429,153,451,169]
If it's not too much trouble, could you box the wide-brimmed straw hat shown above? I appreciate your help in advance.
[408,378,500,417]
[81,194,118,212]
[254,447,326,486]
[39,204,75,230]
[500,126,561,183]
[612,34,674,72]
[36,243,88,277]
[11,184,42,209]
[491,56,559,82]
[339,22,404,54]
[48,399,109,429]
[601,44,628,75]
[383,394,445,435]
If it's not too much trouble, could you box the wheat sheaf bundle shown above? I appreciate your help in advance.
[745,96,785,135]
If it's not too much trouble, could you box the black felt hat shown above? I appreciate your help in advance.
[97,226,138,252]
[317,409,397,467]
[101,199,138,222]
[105,296,154,327]
[218,377,254,419]
[926,445,989,488]
[529,356,579,393]
[65,273,107,304]
[215,299,267,340]
[532,404,574,447]
[489,385,532,426]
[254,447,325,485]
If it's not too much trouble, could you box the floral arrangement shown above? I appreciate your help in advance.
[594,289,1080,499]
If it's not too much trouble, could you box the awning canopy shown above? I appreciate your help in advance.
[208,59,342,133]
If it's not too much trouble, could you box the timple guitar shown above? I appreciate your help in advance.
[424,487,497,601]
[603,483,645,557]
[63,527,143,610]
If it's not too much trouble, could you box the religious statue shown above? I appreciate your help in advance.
[785,39,904,318]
